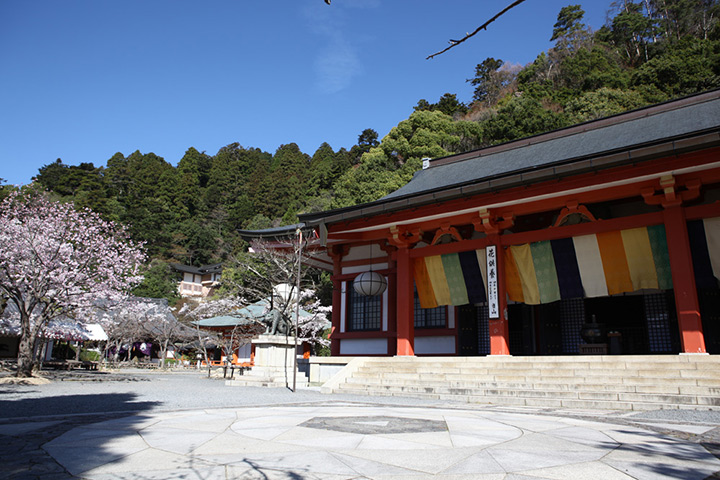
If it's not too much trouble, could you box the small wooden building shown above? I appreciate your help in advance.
[295,90,720,357]
[172,263,222,298]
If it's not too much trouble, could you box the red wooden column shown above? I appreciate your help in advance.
[488,234,510,355]
[384,245,398,356]
[329,246,346,357]
[395,245,415,356]
[664,206,706,353]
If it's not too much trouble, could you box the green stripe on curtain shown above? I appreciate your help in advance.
[647,224,673,290]
[530,240,561,304]
[441,253,469,306]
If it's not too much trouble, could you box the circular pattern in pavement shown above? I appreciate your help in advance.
[40,404,720,479]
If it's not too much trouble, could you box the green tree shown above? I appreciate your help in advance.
[483,94,569,144]
[414,93,469,116]
[565,87,647,122]
[615,2,654,64]
[176,147,211,219]
[630,36,720,96]
[551,5,587,41]
[468,58,517,107]
[34,160,110,215]
[133,259,180,303]
[557,44,630,93]
[332,110,482,207]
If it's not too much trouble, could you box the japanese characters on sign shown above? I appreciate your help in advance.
[486,245,499,318]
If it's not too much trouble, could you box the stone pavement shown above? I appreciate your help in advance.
[2,400,720,480]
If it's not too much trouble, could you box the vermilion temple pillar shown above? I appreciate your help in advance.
[330,247,343,356]
[664,206,706,353]
[395,246,415,356]
[488,235,510,355]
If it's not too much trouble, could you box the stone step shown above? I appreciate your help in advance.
[226,366,309,388]
[333,385,645,410]
[343,376,719,396]
[355,364,720,377]
[338,381,715,405]
[335,382,717,410]
[361,355,720,364]
[227,376,309,388]
[351,372,714,388]
[327,356,720,411]
[355,367,720,382]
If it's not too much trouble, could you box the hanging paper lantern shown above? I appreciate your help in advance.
[353,271,387,296]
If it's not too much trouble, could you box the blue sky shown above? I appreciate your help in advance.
[1,1,611,186]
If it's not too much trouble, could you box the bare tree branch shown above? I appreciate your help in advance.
[426,0,529,60]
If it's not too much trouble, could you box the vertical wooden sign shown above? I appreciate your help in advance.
[486,245,499,318]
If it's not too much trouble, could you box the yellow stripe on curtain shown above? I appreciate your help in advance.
[476,248,488,295]
[425,255,452,306]
[413,257,438,309]
[510,244,541,305]
[504,247,525,303]
[621,227,659,290]
[596,230,633,295]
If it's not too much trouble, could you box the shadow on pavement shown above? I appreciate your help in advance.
[0,393,160,479]
[0,392,159,418]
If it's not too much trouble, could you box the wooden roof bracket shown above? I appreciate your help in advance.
[388,225,422,248]
[327,244,350,259]
[473,208,514,235]
[641,175,702,208]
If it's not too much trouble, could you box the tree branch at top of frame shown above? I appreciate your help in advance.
[426,0,529,59]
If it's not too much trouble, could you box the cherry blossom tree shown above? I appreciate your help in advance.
[97,297,191,368]
[142,300,196,368]
[0,190,145,377]
[296,291,331,354]
[177,297,247,368]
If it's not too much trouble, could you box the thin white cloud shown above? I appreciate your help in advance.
[303,1,375,93]
[315,39,362,94]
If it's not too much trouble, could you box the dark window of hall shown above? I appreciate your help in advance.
[414,290,447,328]
[347,284,382,331]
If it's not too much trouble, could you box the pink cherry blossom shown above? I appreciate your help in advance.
[0,189,145,377]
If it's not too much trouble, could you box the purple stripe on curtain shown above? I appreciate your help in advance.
[550,237,584,299]
[458,250,486,304]
[687,220,717,289]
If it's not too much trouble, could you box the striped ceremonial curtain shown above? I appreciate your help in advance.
[415,249,488,308]
[506,225,673,305]
[413,222,694,308]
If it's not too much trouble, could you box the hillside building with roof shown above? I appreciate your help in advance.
[172,263,222,299]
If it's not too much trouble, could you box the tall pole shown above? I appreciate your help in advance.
[292,228,303,392]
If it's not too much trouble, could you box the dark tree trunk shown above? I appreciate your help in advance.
[16,310,41,378]
[16,332,36,378]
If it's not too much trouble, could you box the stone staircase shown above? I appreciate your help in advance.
[322,355,720,411]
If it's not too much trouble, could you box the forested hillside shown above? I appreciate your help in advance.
[19,1,720,299]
